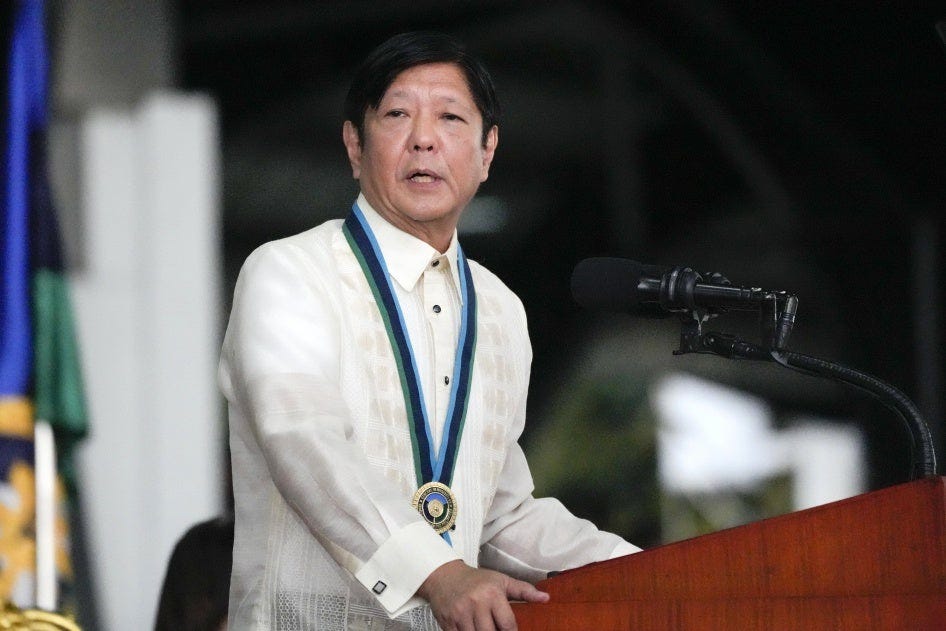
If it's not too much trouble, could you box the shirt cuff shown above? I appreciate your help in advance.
[354,520,461,616]
[609,540,642,558]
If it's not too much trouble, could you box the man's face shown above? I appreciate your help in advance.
[343,62,498,250]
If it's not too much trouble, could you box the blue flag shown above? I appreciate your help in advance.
[1,0,87,613]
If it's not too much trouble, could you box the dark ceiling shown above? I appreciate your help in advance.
[178,1,946,486]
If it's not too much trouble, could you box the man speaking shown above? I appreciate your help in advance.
[219,31,639,630]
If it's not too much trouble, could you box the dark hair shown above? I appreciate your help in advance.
[344,31,501,147]
[154,516,234,631]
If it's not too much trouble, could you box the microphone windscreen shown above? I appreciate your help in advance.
[570,257,669,317]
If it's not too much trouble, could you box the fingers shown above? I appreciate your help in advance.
[421,563,547,630]
[491,598,518,631]
[453,597,516,631]
[474,605,499,631]
[504,578,550,604]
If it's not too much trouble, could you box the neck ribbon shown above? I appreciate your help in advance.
[343,204,477,505]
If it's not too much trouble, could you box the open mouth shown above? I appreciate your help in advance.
[408,170,439,183]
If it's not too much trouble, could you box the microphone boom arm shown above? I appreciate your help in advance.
[569,256,935,481]
[676,325,937,480]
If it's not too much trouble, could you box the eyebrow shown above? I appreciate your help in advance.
[383,90,467,106]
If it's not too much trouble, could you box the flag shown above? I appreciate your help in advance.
[1,0,88,614]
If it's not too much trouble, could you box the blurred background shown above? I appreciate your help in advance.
[6,0,945,628]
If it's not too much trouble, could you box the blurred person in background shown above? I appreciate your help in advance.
[154,516,233,631]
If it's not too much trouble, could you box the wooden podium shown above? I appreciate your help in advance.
[511,476,946,629]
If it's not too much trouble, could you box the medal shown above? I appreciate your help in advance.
[412,481,458,534]
[344,203,477,541]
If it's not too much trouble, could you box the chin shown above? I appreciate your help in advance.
[401,203,459,224]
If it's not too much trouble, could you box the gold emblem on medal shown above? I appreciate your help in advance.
[411,481,457,534]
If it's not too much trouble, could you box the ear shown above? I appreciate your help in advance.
[342,120,362,179]
[480,125,499,182]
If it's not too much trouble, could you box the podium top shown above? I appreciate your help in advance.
[539,476,946,602]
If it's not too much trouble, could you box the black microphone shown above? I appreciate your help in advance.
[570,257,787,316]
[570,258,672,318]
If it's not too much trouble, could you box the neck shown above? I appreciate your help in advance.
[359,195,458,253]
[419,229,454,254]
[382,214,454,252]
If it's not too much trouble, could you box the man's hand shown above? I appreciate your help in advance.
[417,560,549,631]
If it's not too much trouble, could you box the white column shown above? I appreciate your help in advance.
[72,92,222,630]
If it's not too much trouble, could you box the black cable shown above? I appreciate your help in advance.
[706,334,937,480]
[771,350,937,480]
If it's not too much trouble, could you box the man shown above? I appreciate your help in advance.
[219,32,639,631]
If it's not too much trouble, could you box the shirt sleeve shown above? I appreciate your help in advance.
[478,444,641,583]
[220,242,459,615]
[477,296,641,582]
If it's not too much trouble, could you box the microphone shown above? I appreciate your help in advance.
[571,257,793,317]
[572,257,799,350]
[570,258,673,318]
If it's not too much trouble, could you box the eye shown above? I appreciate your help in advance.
[442,113,466,123]
[384,109,407,118]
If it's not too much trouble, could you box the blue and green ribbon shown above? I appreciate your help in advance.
[343,203,477,494]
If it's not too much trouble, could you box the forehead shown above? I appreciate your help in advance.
[381,62,475,105]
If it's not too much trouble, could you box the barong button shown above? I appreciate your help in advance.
[433,304,441,313]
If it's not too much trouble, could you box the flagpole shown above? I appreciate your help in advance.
[34,419,57,611]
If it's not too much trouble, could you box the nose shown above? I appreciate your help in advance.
[409,114,436,152]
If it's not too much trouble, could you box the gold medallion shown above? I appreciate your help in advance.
[411,482,457,534]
